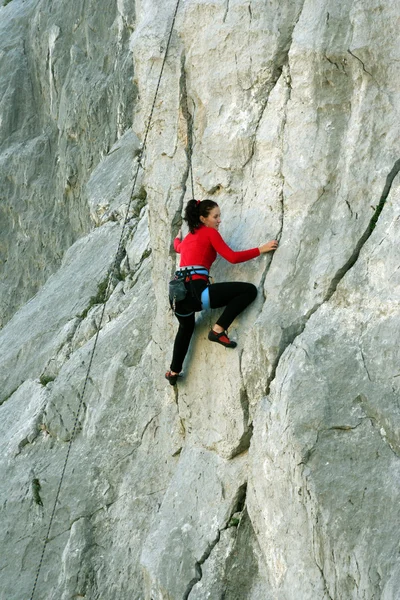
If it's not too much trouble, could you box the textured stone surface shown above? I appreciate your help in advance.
[247,183,400,599]
[141,447,247,599]
[0,0,136,326]
[0,0,400,599]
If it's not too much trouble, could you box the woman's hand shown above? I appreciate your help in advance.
[177,228,183,240]
[259,240,279,254]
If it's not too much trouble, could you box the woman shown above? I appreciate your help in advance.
[165,199,278,385]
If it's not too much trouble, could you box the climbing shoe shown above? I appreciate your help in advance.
[208,329,237,348]
[165,371,181,386]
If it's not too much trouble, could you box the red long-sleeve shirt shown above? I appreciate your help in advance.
[174,225,260,278]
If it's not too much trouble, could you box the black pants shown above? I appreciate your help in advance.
[170,281,257,373]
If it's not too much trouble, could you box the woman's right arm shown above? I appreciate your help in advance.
[174,229,183,253]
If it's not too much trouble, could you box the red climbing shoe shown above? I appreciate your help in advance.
[165,371,181,386]
[208,329,237,348]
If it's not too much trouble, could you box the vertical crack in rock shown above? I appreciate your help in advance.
[246,0,306,155]
[243,4,301,171]
[243,65,284,169]
[223,0,230,23]
[260,66,291,301]
[180,54,195,198]
[324,158,400,299]
[315,561,334,600]
[359,346,372,382]
[347,49,375,79]
[184,484,248,599]
[356,395,400,458]
[181,55,195,190]
[266,159,400,394]
[230,352,254,458]
[183,532,222,599]
[169,54,194,269]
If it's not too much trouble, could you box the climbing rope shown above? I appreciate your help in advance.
[29,1,183,598]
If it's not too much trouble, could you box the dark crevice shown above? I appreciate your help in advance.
[259,66,291,301]
[324,158,400,299]
[180,53,196,199]
[223,0,230,23]
[183,533,221,599]
[1,383,23,406]
[266,158,400,395]
[242,64,284,169]
[315,561,334,600]
[347,48,374,78]
[228,482,248,520]
[169,54,194,271]
[359,347,372,382]
[242,0,303,170]
[184,483,248,599]
[298,421,365,467]
[247,0,307,167]
[231,353,253,458]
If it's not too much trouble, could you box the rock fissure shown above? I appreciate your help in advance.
[45,492,134,545]
[266,158,400,395]
[230,351,253,458]
[300,421,366,466]
[259,67,290,301]
[185,483,247,599]
[243,65,284,169]
[325,54,341,71]
[140,411,162,443]
[347,48,374,79]
[223,0,230,24]
[183,530,221,599]
[315,560,334,600]
[168,55,194,266]
[0,384,23,406]
[359,347,372,382]
[180,55,195,191]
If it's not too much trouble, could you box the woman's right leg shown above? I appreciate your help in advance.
[170,312,196,374]
[208,282,257,331]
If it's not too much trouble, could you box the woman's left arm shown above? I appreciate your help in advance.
[209,228,260,264]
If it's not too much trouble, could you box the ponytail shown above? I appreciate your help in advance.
[184,199,218,234]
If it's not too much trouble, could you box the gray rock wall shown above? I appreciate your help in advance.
[0,0,136,326]
[0,0,400,599]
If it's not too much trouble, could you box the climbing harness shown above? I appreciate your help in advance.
[29,1,183,598]
[169,266,211,317]
[169,266,209,311]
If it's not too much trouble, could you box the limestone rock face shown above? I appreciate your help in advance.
[1,0,400,599]
[0,0,136,326]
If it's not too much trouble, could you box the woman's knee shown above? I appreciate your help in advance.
[247,283,258,302]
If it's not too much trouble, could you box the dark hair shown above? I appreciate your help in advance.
[184,199,218,234]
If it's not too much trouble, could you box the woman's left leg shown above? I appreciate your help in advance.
[170,312,196,374]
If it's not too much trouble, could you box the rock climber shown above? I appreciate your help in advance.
[165,199,278,385]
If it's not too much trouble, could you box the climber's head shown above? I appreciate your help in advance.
[184,199,220,233]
